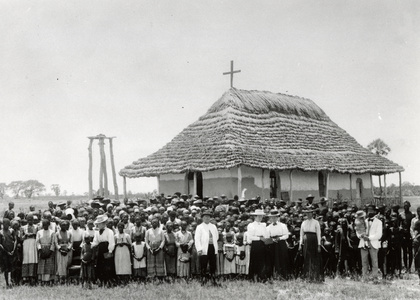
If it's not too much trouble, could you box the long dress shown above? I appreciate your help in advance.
[190,231,201,276]
[176,230,193,277]
[92,227,115,285]
[36,229,56,282]
[132,242,147,277]
[114,232,132,275]
[300,219,324,283]
[164,232,177,276]
[0,228,16,273]
[55,230,73,277]
[21,224,38,279]
[145,227,166,277]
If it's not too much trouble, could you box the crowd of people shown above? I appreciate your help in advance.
[1,193,420,289]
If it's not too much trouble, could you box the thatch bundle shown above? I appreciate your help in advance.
[120,88,403,178]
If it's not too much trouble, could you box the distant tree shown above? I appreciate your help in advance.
[63,190,67,196]
[50,184,61,197]
[23,180,45,198]
[367,138,391,156]
[0,183,6,199]
[7,180,26,199]
[367,138,391,196]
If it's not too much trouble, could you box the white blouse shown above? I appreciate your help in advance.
[299,219,321,246]
[247,221,269,242]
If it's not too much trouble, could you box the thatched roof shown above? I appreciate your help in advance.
[120,88,404,178]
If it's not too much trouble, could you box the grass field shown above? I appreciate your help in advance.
[0,276,419,300]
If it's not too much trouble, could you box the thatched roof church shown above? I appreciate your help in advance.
[120,88,403,202]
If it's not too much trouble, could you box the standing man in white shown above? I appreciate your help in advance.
[357,204,383,282]
[195,210,219,286]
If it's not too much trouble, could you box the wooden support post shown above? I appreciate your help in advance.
[88,138,93,199]
[123,176,127,199]
[325,172,330,199]
[100,138,109,197]
[109,138,119,200]
[184,173,189,194]
[193,172,198,196]
[276,171,281,200]
[98,139,104,196]
[399,172,403,205]
[238,166,242,199]
[370,173,375,200]
[384,174,387,203]
[289,170,293,204]
[261,169,265,202]
[349,173,353,201]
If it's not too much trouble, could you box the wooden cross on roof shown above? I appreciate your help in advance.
[223,60,241,88]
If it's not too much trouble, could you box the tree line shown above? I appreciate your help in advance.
[0,181,61,199]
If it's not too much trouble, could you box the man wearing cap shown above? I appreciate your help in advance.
[195,210,219,286]
[356,204,382,282]
[247,209,269,282]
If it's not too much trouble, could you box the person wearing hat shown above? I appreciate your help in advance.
[400,201,414,272]
[247,209,269,282]
[194,210,219,286]
[356,204,382,282]
[299,208,323,282]
[305,195,318,209]
[267,210,290,280]
[91,214,115,287]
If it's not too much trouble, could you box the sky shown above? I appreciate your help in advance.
[0,0,419,196]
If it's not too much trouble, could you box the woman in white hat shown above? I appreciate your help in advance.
[247,209,269,281]
[91,214,115,287]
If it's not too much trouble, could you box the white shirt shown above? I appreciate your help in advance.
[195,222,219,255]
[300,219,321,246]
[247,221,269,242]
[92,227,115,253]
[267,222,290,241]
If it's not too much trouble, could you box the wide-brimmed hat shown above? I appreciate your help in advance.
[94,214,108,225]
[319,197,328,203]
[267,209,279,217]
[302,209,315,214]
[250,209,265,216]
[356,210,366,219]
[296,199,303,204]
[306,194,315,200]
[201,210,213,217]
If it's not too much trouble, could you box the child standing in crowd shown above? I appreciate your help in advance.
[235,232,247,276]
[80,233,95,289]
[132,232,147,282]
[216,228,225,277]
[355,211,369,249]
[21,213,38,285]
[114,222,132,284]
[56,220,73,284]
[223,233,237,278]
[176,221,193,278]
[0,218,17,288]
[36,219,55,285]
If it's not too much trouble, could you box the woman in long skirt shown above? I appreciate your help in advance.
[299,209,324,283]
[36,219,56,285]
[164,222,177,278]
[21,214,38,284]
[114,222,132,284]
[91,214,115,287]
[145,217,166,279]
[55,220,73,283]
